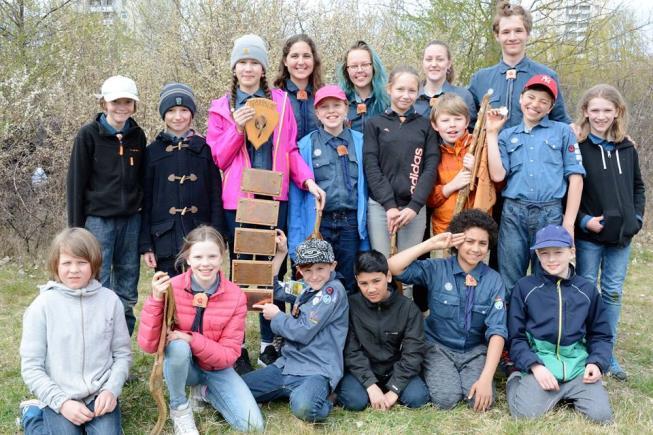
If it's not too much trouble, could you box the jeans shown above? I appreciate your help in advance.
[498,198,563,293]
[335,372,430,410]
[575,239,631,366]
[24,399,121,435]
[320,210,360,293]
[242,364,332,422]
[85,214,141,336]
[367,199,426,299]
[163,340,264,432]
[225,201,288,343]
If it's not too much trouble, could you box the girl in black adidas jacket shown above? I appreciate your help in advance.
[363,65,439,273]
[574,84,646,381]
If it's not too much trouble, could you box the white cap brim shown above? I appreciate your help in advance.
[102,92,140,102]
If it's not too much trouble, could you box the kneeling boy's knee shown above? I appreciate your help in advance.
[431,394,461,410]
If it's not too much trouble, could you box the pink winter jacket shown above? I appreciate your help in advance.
[206,88,314,210]
[137,269,246,371]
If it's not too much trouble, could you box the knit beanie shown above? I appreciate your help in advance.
[159,82,197,119]
[230,34,268,70]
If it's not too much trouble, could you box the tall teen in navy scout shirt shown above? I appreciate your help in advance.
[388,210,507,412]
[337,41,389,133]
[415,40,477,128]
[244,236,348,423]
[468,3,571,129]
[273,34,323,140]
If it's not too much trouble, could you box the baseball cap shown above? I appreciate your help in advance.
[314,84,347,108]
[99,75,140,102]
[523,74,558,101]
[295,239,335,266]
[531,225,573,250]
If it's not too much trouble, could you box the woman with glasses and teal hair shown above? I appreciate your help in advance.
[337,40,389,133]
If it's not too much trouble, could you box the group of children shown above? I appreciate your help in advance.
[18,0,646,433]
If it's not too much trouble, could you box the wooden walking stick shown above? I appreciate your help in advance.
[390,232,404,294]
[149,283,176,435]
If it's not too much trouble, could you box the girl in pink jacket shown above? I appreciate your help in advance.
[206,34,325,370]
[138,226,264,434]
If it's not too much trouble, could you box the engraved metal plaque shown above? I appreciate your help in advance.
[234,228,277,256]
[232,260,275,286]
[235,198,280,227]
[241,168,283,197]
[243,288,274,311]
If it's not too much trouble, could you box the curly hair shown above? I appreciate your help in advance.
[447,209,499,253]
[492,0,532,35]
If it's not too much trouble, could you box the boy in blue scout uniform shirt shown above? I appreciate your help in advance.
[507,225,613,423]
[388,209,507,412]
[289,84,369,293]
[244,233,348,423]
[485,74,585,292]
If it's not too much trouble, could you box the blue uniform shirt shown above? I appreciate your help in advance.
[347,93,380,134]
[396,256,507,352]
[499,116,585,201]
[311,128,358,212]
[468,57,571,129]
[271,272,349,389]
[236,88,273,170]
[285,79,318,141]
[414,81,478,129]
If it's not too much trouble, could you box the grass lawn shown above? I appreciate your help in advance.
[2,248,652,434]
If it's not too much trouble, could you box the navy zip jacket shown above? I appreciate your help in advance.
[576,137,646,247]
[344,289,425,395]
[508,267,613,378]
[139,131,226,259]
[363,108,440,213]
[67,113,146,227]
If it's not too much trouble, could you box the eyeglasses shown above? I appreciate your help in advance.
[346,62,373,71]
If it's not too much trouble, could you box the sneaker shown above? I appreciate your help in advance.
[257,344,279,367]
[170,401,199,435]
[190,385,208,410]
[16,399,46,429]
[234,348,254,375]
[608,359,628,381]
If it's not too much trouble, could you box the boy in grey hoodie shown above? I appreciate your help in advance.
[19,228,132,434]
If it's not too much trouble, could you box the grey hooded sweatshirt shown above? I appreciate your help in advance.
[20,279,132,412]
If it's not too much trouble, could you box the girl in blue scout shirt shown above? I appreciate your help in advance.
[337,40,389,133]
[140,83,226,277]
[66,75,146,336]
[388,210,507,412]
[289,84,369,293]
[415,40,477,126]
[244,232,349,423]
[363,66,440,299]
[485,74,585,292]
[574,84,646,381]
[468,1,571,129]
[273,34,324,141]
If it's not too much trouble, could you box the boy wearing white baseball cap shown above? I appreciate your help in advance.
[67,75,146,336]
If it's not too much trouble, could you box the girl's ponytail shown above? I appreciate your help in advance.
[230,73,239,112]
[260,75,272,100]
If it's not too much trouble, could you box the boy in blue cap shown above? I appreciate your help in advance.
[244,232,348,423]
[507,224,613,423]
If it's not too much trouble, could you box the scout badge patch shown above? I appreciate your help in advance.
[245,98,279,149]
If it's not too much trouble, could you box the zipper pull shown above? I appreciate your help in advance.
[116,133,124,156]
[607,150,611,158]
[129,156,134,166]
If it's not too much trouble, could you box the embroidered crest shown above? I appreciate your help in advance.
[325,287,334,295]
[494,297,504,310]
[568,145,575,153]
[511,137,518,144]
[444,282,453,291]
[175,97,182,105]
[541,75,552,84]
[322,294,332,305]
[314,148,322,157]
[308,310,320,324]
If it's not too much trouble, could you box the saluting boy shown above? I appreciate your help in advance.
[486,74,585,291]
[244,232,348,423]
[507,225,613,423]
[388,209,507,412]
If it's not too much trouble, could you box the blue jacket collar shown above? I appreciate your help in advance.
[498,56,532,73]
[285,79,312,93]
[236,87,265,106]
[514,114,552,133]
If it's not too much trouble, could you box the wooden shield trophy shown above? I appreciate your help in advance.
[245,98,279,149]
[232,167,284,309]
